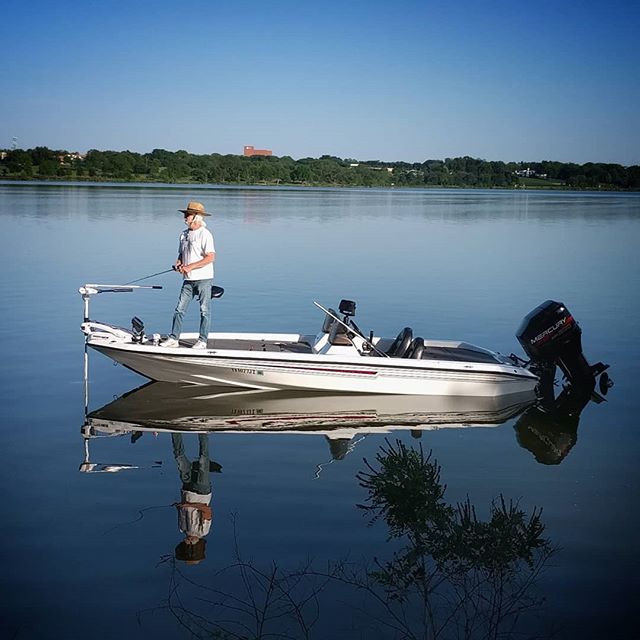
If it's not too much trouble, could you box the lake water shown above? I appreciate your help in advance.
[1,182,639,639]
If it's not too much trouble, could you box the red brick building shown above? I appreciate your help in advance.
[243,145,272,157]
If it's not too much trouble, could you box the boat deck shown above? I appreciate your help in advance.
[177,338,503,364]
[183,338,314,353]
[367,345,502,364]
[420,346,502,364]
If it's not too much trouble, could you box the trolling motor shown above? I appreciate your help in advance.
[516,300,613,403]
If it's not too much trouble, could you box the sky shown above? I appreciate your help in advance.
[1,0,639,165]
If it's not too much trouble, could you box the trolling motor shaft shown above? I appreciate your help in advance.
[78,284,163,322]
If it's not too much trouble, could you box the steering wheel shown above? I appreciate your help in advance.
[387,327,413,358]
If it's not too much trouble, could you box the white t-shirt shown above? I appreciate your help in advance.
[178,489,213,538]
[178,226,215,280]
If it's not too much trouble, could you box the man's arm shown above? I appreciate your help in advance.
[180,251,215,276]
[177,502,213,520]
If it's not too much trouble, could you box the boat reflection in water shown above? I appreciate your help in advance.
[82,382,536,462]
[82,377,599,468]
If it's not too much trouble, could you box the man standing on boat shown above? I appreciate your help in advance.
[161,201,215,349]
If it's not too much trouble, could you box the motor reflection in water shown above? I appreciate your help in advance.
[514,358,612,464]
[514,389,585,465]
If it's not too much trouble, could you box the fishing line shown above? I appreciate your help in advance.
[102,504,173,536]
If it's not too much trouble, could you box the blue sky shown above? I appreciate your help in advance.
[1,0,639,164]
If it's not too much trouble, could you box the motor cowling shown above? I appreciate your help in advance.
[516,300,609,394]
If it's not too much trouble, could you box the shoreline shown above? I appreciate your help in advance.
[1,176,637,193]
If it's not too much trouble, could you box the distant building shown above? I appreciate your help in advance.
[58,151,86,165]
[349,162,393,173]
[244,145,272,157]
[514,167,546,179]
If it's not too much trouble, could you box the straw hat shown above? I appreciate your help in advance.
[175,538,207,564]
[179,201,211,217]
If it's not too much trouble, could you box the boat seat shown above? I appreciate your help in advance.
[328,320,352,346]
[406,337,425,359]
[321,308,339,333]
[386,327,413,357]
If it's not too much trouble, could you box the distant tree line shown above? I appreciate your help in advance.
[1,146,639,190]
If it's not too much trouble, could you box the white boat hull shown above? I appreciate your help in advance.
[90,337,537,397]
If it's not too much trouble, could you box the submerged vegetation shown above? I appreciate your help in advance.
[1,145,639,190]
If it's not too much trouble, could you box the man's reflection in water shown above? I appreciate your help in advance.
[172,433,221,565]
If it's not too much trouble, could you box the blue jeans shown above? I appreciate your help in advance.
[170,279,213,342]
[171,433,211,495]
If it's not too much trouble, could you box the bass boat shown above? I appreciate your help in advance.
[79,284,609,399]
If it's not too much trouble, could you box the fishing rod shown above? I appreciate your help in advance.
[124,267,225,298]
[125,267,176,285]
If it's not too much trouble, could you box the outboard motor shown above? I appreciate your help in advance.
[516,300,612,398]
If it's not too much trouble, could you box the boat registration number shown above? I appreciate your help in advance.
[231,367,264,376]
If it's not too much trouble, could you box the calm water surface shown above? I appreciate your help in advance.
[1,182,639,639]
